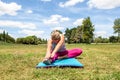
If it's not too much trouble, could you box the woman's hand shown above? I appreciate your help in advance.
[42,54,50,62]
[50,53,55,58]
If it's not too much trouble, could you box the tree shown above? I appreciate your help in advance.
[0,33,3,41]
[16,38,24,43]
[65,28,71,44]
[109,36,118,43]
[74,26,83,43]
[16,36,38,45]
[3,30,6,42]
[0,31,15,43]
[94,36,102,43]
[65,17,94,44]
[94,36,109,43]
[65,27,77,43]
[70,28,77,43]
[81,17,94,44]
[16,36,47,44]
[113,18,120,37]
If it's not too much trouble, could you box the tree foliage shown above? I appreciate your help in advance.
[94,36,109,43]
[16,36,47,45]
[109,36,120,43]
[81,17,94,43]
[0,30,15,43]
[65,28,72,44]
[74,26,83,43]
[0,31,47,44]
[65,17,94,44]
[113,18,120,37]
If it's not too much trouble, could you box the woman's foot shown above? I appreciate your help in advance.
[43,58,52,65]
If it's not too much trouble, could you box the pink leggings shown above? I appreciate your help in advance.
[52,48,83,62]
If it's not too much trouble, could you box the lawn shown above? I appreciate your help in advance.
[0,43,120,80]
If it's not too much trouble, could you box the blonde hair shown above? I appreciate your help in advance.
[51,30,61,40]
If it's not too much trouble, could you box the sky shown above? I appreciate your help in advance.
[0,0,120,39]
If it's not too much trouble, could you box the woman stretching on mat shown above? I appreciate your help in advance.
[43,30,83,65]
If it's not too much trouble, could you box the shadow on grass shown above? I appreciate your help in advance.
[76,57,83,59]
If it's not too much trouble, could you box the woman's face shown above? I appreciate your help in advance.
[52,39,59,43]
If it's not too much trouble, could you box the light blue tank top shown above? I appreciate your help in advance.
[52,42,66,52]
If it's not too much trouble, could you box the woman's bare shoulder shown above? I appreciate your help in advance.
[48,39,52,42]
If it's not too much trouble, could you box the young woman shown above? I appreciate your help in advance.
[43,30,83,65]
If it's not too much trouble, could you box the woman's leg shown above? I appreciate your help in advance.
[51,50,68,62]
[51,53,58,62]
[51,48,82,62]
[67,48,83,58]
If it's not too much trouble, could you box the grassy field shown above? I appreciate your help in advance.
[0,42,120,80]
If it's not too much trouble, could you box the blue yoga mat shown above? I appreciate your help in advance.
[36,58,83,68]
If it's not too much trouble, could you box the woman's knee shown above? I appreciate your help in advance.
[75,48,83,55]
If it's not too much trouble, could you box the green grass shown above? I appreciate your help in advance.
[0,43,120,80]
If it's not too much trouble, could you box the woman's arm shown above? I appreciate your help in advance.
[51,34,65,58]
[44,39,52,59]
